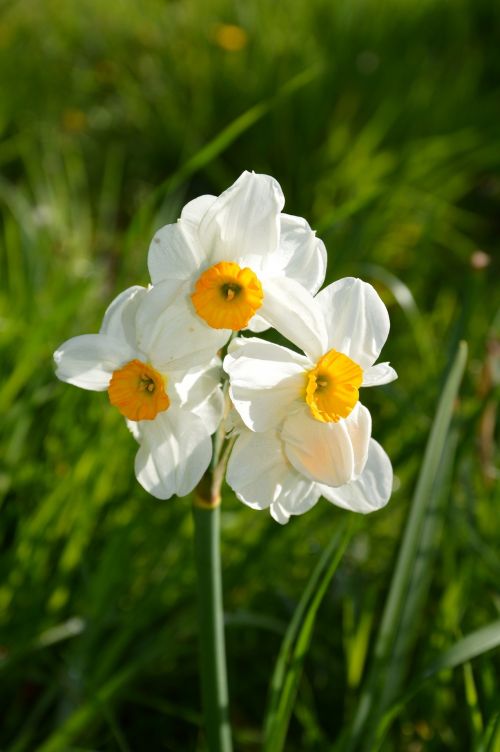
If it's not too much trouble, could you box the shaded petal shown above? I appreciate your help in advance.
[135,278,188,331]
[199,171,284,271]
[318,439,393,513]
[192,386,225,436]
[315,278,390,369]
[259,276,328,361]
[136,281,229,371]
[275,213,327,294]
[100,286,147,347]
[245,313,271,333]
[224,338,309,432]
[344,402,372,479]
[362,362,398,387]
[54,333,137,391]
[226,428,320,516]
[134,407,212,499]
[282,405,355,487]
[273,481,321,520]
[170,358,224,435]
[148,222,203,284]
[270,502,291,525]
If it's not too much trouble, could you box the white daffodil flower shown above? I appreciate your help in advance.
[144,170,328,360]
[54,286,224,500]
[226,426,393,524]
[224,277,397,490]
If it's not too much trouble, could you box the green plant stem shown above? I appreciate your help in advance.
[193,459,233,752]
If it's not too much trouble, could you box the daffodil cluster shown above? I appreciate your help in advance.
[54,171,397,523]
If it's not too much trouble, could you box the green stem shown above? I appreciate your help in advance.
[193,481,232,751]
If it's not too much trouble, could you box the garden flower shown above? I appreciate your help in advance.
[226,425,393,524]
[54,285,224,499]
[143,170,328,359]
[224,277,397,489]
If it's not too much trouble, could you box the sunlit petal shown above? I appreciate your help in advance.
[318,439,393,513]
[134,407,212,499]
[362,362,398,387]
[224,338,309,431]
[259,276,328,361]
[199,171,284,270]
[54,333,137,391]
[136,281,229,371]
[148,221,204,284]
[226,428,320,517]
[282,405,356,487]
[315,277,390,369]
[274,213,327,294]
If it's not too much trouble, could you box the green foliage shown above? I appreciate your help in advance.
[263,520,352,752]
[1,0,499,749]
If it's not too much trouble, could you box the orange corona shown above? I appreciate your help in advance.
[305,350,363,423]
[191,261,264,330]
[108,359,169,421]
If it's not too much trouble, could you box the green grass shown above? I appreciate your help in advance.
[1,0,499,749]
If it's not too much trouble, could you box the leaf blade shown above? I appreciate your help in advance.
[345,341,468,750]
[263,520,352,752]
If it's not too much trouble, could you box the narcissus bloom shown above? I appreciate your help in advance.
[224,277,397,492]
[144,170,327,355]
[227,425,393,524]
[54,286,223,499]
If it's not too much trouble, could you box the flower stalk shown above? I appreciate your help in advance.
[193,436,234,752]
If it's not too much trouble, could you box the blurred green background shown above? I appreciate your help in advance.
[1,0,499,749]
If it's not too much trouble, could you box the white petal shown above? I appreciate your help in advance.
[134,407,212,499]
[226,428,319,516]
[192,386,225,436]
[259,276,328,361]
[344,402,372,479]
[224,338,309,432]
[171,358,222,408]
[180,194,217,228]
[170,359,224,435]
[199,171,284,270]
[136,281,229,372]
[245,313,271,333]
[99,286,147,347]
[225,335,264,357]
[362,362,398,387]
[148,222,203,284]
[54,333,137,391]
[275,481,321,519]
[275,213,327,294]
[270,502,291,525]
[281,405,355,487]
[135,279,186,329]
[126,419,141,442]
[315,277,390,369]
[318,439,393,513]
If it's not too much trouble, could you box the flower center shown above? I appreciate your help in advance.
[305,349,363,423]
[108,359,170,421]
[191,261,264,330]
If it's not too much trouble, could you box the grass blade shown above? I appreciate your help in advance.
[372,619,500,751]
[421,620,500,679]
[477,712,500,752]
[263,519,352,752]
[345,341,468,750]
[369,427,459,720]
